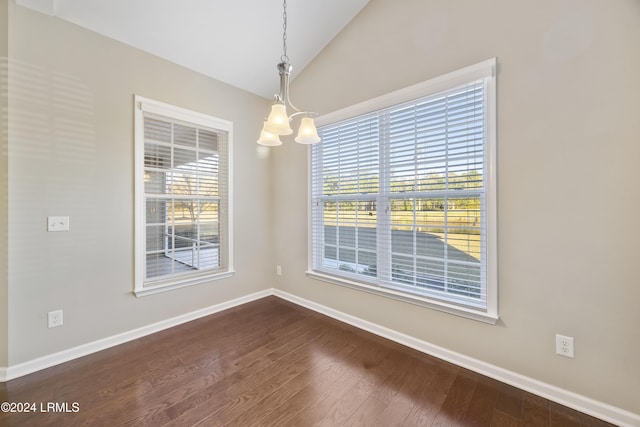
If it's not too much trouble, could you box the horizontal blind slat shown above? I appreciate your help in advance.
[311,75,488,307]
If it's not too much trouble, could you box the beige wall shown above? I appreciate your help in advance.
[0,0,9,367]
[275,0,640,415]
[6,3,273,364]
[3,0,639,419]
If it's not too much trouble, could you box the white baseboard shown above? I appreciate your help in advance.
[1,288,637,427]
[0,289,271,382]
[273,289,640,427]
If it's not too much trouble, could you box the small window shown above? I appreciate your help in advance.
[134,96,233,296]
[309,59,497,322]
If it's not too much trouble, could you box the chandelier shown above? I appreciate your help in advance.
[257,0,321,146]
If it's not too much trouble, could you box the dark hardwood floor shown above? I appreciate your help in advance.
[0,296,615,426]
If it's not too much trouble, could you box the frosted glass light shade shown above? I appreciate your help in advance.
[257,123,282,146]
[295,117,321,144]
[264,104,293,135]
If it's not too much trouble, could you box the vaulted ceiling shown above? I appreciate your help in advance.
[16,0,369,99]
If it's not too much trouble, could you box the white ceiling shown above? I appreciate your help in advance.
[16,0,369,99]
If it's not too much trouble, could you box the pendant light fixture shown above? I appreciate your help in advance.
[257,0,321,146]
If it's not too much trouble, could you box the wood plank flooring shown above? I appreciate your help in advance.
[0,297,615,426]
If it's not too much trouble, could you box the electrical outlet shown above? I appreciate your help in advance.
[555,334,574,358]
[276,265,282,276]
[48,310,64,328]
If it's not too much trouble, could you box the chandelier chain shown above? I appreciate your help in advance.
[281,0,289,63]
[257,0,320,145]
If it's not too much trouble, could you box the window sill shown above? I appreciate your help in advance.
[134,270,235,297]
[306,270,498,325]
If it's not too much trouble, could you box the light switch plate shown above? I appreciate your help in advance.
[47,216,70,232]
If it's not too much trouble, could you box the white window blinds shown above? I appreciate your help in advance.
[310,59,496,317]
[135,97,233,295]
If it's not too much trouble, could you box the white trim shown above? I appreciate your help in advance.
[137,96,233,131]
[133,95,234,296]
[485,66,499,314]
[272,289,640,427]
[309,59,498,320]
[133,270,236,297]
[134,95,145,293]
[0,289,270,382]
[306,270,497,324]
[315,58,496,127]
[226,124,235,273]
[0,288,637,426]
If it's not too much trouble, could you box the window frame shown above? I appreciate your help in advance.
[134,95,234,297]
[307,59,497,323]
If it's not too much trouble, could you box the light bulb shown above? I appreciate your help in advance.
[264,104,293,135]
[295,117,321,144]
[257,122,282,146]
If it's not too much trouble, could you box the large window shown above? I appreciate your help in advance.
[134,96,233,296]
[309,59,497,322]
